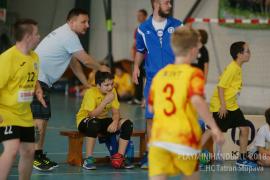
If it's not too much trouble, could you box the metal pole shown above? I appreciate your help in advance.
[103,0,113,68]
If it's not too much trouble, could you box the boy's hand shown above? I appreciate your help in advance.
[211,128,225,146]
[107,121,118,133]
[103,92,115,104]
[218,105,227,119]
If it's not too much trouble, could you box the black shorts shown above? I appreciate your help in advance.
[0,126,35,143]
[213,108,250,132]
[31,81,51,120]
[78,117,114,137]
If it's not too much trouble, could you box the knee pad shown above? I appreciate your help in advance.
[120,120,133,140]
[85,118,100,138]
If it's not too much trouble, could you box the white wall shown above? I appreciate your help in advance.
[7,0,75,37]
[89,0,152,61]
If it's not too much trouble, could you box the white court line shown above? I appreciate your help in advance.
[10,171,147,177]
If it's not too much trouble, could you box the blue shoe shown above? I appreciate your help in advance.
[141,161,148,169]
[236,158,258,168]
[83,156,96,170]
[124,158,135,169]
[140,152,148,169]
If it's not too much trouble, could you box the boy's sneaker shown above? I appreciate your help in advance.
[236,158,258,168]
[41,153,59,168]
[133,99,141,105]
[33,157,54,171]
[124,158,134,169]
[83,156,96,170]
[140,152,148,169]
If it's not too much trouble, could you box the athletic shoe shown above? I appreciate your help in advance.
[41,153,59,168]
[236,158,258,168]
[124,158,134,169]
[33,157,54,171]
[82,156,96,170]
[140,152,148,169]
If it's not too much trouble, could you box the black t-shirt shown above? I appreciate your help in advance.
[191,45,209,72]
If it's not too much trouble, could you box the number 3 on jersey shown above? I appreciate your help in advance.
[163,84,176,116]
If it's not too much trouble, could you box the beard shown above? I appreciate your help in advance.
[158,7,171,18]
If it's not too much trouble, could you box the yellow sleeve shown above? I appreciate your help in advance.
[112,88,120,109]
[80,89,96,112]
[124,73,134,92]
[218,66,236,89]
[0,55,12,89]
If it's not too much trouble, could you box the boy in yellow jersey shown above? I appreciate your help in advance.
[148,28,224,180]
[202,41,257,168]
[76,71,133,170]
[0,19,45,179]
[114,63,134,101]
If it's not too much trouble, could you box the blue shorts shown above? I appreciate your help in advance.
[144,77,153,119]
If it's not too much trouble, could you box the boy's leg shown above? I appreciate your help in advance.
[182,171,199,180]
[258,153,270,166]
[0,139,20,180]
[239,126,249,156]
[78,118,100,158]
[117,119,133,155]
[85,137,96,157]
[78,118,101,170]
[18,142,35,180]
[147,119,153,142]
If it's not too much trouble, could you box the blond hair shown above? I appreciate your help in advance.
[171,27,200,56]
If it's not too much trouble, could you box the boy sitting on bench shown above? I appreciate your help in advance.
[76,71,134,170]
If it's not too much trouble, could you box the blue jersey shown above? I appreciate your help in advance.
[136,15,182,78]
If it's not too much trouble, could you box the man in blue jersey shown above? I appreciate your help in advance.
[132,0,182,168]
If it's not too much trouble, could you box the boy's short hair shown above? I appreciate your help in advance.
[265,108,270,125]
[14,18,38,41]
[230,41,246,60]
[66,8,88,21]
[171,28,200,56]
[95,71,114,86]
[138,9,148,17]
[198,29,208,45]
[113,62,125,71]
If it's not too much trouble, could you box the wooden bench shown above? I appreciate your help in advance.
[60,130,146,166]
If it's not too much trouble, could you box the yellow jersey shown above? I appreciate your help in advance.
[114,73,134,95]
[76,87,120,126]
[149,64,205,150]
[210,61,242,112]
[0,46,39,127]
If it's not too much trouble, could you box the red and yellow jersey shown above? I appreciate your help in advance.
[0,46,39,127]
[76,87,120,127]
[149,64,205,150]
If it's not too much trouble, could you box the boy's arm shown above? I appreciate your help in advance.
[191,95,225,146]
[88,92,114,118]
[217,87,227,118]
[107,108,120,133]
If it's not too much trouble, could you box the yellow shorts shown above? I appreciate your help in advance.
[149,146,199,177]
